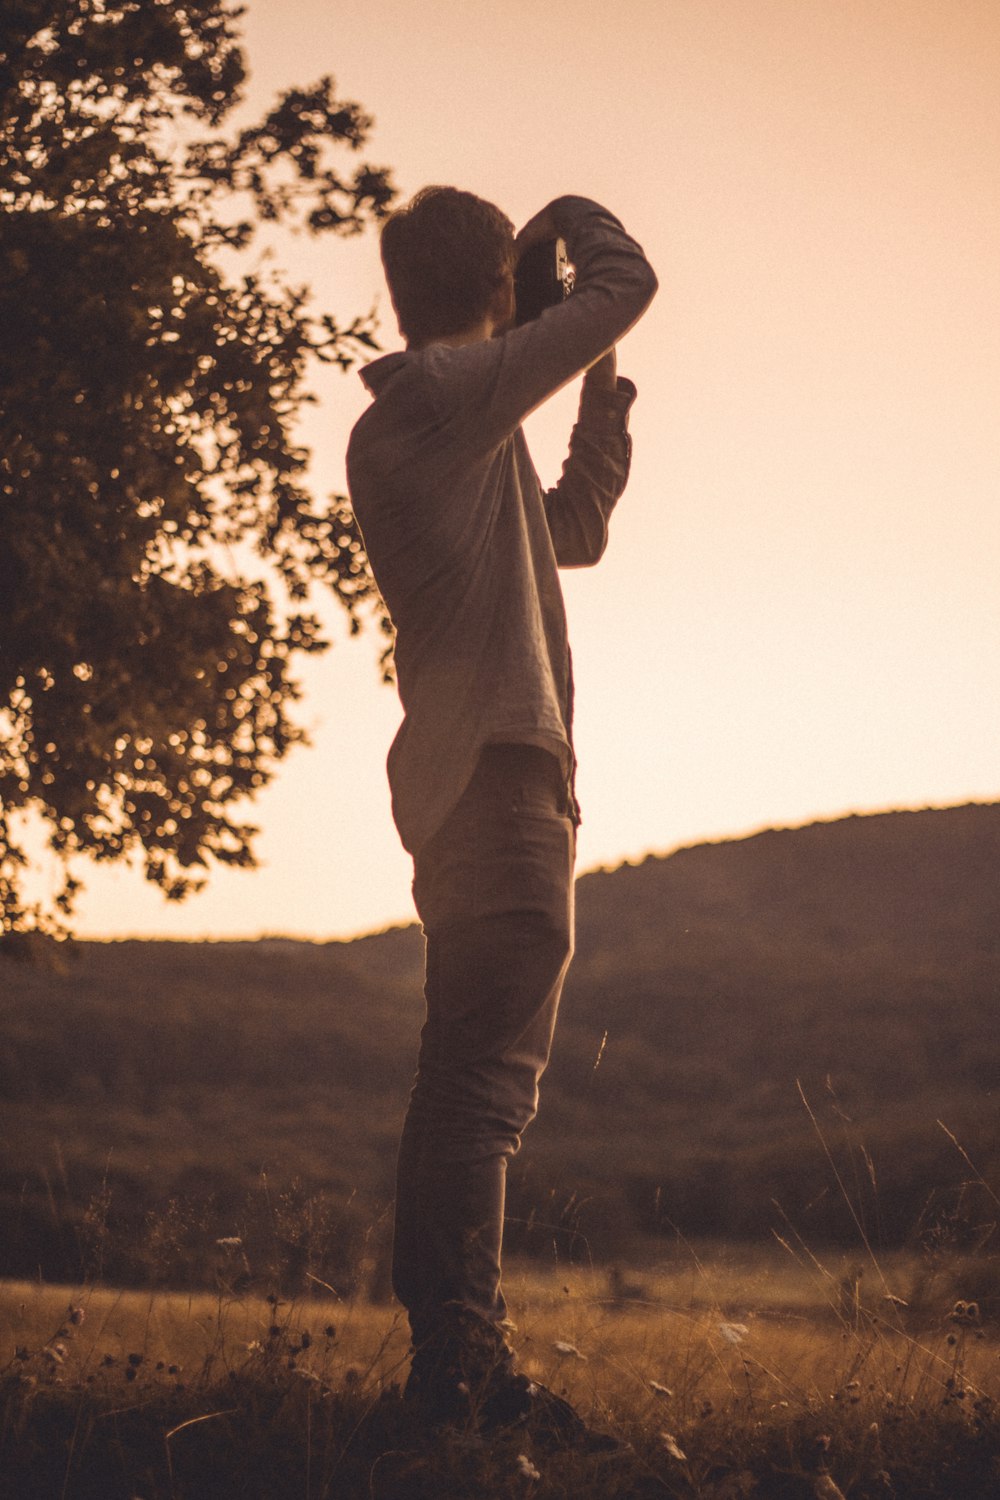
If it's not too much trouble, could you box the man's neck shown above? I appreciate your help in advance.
[409,315,494,352]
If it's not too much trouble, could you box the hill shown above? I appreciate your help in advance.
[1,802,998,1285]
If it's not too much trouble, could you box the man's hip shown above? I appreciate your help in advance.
[412,741,576,934]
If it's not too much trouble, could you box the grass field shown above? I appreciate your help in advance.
[3,1243,999,1498]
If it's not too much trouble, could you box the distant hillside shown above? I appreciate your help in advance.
[1,802,998,1285]
[530,802,1000,1248]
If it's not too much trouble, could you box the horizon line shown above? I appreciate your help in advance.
[71,793,996,947]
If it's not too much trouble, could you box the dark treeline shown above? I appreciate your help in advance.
[1,803,998,1289]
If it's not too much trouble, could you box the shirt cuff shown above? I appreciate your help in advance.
[578,375,637,424]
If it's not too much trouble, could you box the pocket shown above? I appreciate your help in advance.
[508,780,561,821]
[412,747,573,932]
[471,804,574,924]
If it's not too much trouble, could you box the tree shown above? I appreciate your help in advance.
[0,0,396,950]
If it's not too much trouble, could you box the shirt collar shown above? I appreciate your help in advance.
[359,350,410,396]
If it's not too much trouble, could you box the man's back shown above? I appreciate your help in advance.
[348,195,657,853]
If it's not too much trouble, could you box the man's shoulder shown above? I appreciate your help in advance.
[350,341,499,454]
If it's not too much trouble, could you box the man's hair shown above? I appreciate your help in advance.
[380,186,515,347]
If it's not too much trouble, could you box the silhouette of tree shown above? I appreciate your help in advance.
[0,1,395,949]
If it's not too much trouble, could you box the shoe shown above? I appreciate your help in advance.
[404,1305,624,1455]
[481,1371,625,1455]
[404,1305,516,1429]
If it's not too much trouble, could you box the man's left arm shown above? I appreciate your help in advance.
[543,350,637,567]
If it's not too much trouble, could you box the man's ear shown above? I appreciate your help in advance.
[385,284,404,339]
[489,270,516,334]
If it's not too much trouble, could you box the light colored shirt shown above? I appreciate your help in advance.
[346,196,657,854]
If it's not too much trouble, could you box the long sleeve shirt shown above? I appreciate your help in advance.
[346,196,657,855]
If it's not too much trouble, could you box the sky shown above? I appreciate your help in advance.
[66,0,1000,941]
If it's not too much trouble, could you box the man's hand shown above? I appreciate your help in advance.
[583,348,617,391]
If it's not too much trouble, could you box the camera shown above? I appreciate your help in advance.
[514,237,575,325]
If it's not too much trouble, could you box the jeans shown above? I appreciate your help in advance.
[392,743,576,1349]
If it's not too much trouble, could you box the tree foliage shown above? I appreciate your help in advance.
[0,0,396,948]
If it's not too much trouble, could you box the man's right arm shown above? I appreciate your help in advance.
[431,197,657,449]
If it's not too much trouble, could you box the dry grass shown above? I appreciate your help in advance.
[3,1245,999,1498]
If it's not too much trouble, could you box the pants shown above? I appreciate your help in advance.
[392,743,576,1348]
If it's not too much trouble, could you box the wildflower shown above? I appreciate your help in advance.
[516,1454,541,1481]
[660,1431,687,1461]
[649,1380,673,1398]
[718,1322,749,1345]
[553,1339,587,1360]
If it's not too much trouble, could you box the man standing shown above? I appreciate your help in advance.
[347,189,656,1443]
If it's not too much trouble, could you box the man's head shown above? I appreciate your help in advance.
[380,186,516,348]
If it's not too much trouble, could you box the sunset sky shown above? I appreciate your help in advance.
[68,0,999,942]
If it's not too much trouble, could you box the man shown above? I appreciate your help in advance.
[347,188,656,1443]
